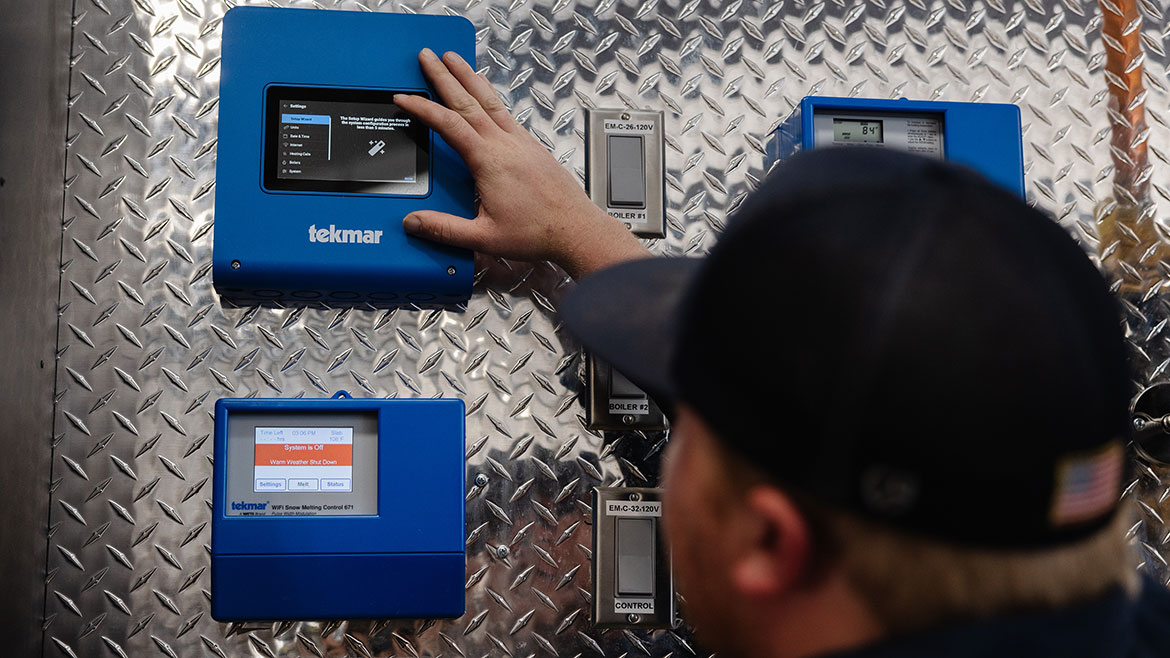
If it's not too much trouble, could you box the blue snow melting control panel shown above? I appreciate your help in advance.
[769,96,1025,198]
[213,7,476,307]
[210,393,466,621]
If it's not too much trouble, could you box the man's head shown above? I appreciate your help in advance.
[562,149,1136,653]
[657,401,1136,656]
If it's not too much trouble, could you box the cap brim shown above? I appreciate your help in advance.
[560,257,703,409]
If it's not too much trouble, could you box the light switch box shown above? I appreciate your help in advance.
[586,109,666,238]
[592,487,674,628]
[585,353,668,431]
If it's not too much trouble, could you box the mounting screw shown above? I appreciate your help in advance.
[1134,417,1147,431]
[627,613,640,624]
[231,260,241,270]
[624,223,632,230]
[629,492,642,502]
[447,266,457,276]
[474,474,489,487]
[622,414,636,425]
[496,545,510,559]
[621,112,631,120]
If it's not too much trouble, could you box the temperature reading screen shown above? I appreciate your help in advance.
[833,118,883,144]
[815,112,942,157]
[254,427,354,493]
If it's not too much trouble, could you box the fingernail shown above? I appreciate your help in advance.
[445,51,465,65]
[403,214,422,234]
[420,47,436,60]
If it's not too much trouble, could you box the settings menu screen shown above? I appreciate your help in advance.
[278,100,418,183]
[263,86,430,195]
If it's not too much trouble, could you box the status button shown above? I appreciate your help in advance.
[322,478,352,492]
[288,478,319,491]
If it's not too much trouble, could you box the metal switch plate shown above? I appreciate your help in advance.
[586,108,666,238]
[585,353,668,431]
[592,487,674,628]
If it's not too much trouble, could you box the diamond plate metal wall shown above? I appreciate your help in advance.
[41,0,1170,656]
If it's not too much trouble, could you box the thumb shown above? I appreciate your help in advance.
[403,210,482,250]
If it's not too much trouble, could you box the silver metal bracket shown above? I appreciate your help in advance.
[585,108,667,239]
[591,487,674,628]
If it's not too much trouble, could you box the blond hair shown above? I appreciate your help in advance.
[821,499,1139,634]
[711,440,1140,635]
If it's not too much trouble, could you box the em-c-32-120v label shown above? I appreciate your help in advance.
[605,500,662,517]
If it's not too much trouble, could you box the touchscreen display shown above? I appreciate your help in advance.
[254,427,354,493]
[264,86,430,195]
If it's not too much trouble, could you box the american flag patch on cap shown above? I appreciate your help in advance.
[1050,441,1123,527]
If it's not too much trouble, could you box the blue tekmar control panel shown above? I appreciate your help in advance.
[213,7,475,306]
[211,393,465,621]
[769,96,1024,197]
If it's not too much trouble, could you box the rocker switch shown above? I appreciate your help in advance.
[615,517,655,597]
[607,135,646,208]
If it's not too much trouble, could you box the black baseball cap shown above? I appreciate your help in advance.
[562,148,1131,548]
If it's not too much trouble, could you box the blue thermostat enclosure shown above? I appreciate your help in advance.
[211,393,466,621]
[213,7,475,307]
[768,96,1024,197]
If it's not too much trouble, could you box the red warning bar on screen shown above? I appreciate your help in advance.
[254,443,353,467]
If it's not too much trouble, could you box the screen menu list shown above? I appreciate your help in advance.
[278,99,418,184]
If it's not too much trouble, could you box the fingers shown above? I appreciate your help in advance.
[403,210,486,251]
[440,51,520,134]
[418,48,498,134]
[393,93,484,163]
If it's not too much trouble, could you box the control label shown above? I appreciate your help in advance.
[614,598,655,614]
[606,501,662,517]
[264,502,356,516]
[608,398,650,415]
[604,120,656,134]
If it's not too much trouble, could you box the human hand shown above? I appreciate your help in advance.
[394,49,650,280]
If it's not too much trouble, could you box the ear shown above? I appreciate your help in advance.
[729,486,813,598]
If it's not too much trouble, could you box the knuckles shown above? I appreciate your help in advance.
[450,96,482,116]
[441,110,466,134]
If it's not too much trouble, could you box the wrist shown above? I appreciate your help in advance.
[555,203,652,279]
